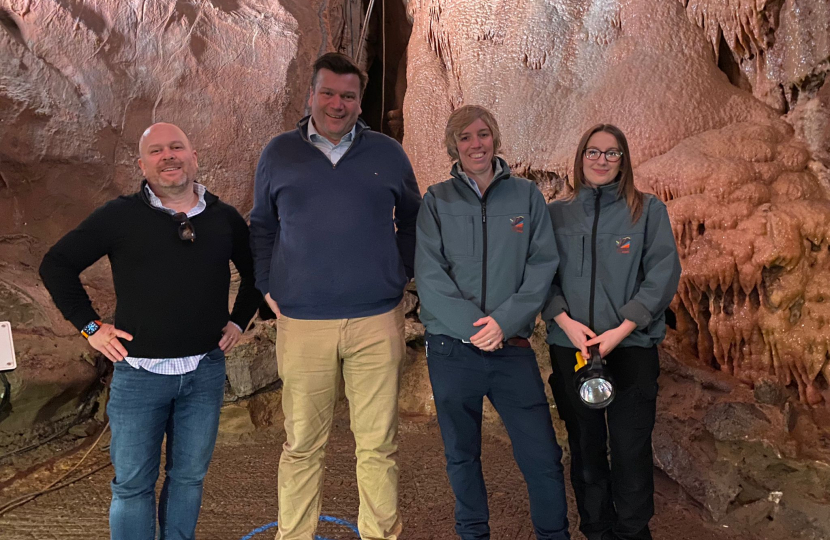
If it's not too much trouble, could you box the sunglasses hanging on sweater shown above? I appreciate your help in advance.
[172,212,196,242]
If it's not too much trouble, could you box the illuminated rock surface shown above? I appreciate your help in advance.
[1,0,829,535]
[0,0,317,451]
[403,0,830,406]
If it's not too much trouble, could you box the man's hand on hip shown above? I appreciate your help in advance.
[87,324,133,362]
[265,293,281,319]
[219,322,242,352]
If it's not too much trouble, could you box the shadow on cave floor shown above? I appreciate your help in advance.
[0,409,745,540]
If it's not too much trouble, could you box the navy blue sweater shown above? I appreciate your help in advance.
[250,118,422,319]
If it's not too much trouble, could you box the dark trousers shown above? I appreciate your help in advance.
[426,333,570,540]
[548,344,659,540]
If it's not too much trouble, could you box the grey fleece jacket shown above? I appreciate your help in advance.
[415,158,558,341]
[543,182,681,348]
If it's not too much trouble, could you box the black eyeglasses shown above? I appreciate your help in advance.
[172,212,196,242]
[584,148,623,162]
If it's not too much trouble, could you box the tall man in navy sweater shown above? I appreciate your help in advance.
[250,53,421,540]
[39,123,262,540]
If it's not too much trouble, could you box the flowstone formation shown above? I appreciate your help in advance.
[402,0,830,534]
[402,0,776,192]
[637,121,830,406]
[679,0,830,114]
[402,0,830,405]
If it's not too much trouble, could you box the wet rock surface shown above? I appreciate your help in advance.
[637,121,830,408]
[402,0,777,192]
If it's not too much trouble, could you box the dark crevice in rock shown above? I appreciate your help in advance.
[209,0,241,14]
[60,0,108,37]
[716,29,752,93]
[784,59,830,111]
[359,0,411,141]
[0,8,25,48]
[518,168,567,202]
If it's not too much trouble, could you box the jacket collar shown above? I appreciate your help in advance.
[577,179,623,213]
[296,115,369,143]
[450,156,512,197]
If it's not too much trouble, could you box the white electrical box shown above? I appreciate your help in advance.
[0,322,16,371]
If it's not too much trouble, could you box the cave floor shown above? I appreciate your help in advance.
[0,409,748,540]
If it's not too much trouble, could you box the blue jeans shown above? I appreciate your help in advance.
[107,348,226,540]
[426,333,570,540]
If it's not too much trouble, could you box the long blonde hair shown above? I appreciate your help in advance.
[572,124,643,223]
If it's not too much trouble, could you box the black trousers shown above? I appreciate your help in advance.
[548,344,659,540]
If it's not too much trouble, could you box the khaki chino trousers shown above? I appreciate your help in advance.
[275,303,406,540]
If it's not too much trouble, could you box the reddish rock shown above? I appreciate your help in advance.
[0,0,361,452]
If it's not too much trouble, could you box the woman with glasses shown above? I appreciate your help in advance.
[415,105,570,540]
[543,124,681,540]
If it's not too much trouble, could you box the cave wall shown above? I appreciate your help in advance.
[0,0,829,534]
[0,0,365,451]
[402,0,830,406]
[400,3,830,532]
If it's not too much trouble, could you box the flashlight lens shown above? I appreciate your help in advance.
[579,378,614,405]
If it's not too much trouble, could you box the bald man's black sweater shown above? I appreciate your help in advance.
[39,186,262,358]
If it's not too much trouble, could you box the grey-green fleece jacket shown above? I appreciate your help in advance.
[543,181,681,348]
[415,158,558,341]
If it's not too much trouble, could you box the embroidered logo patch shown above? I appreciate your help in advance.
[616,236,631,254]
[510,216,524,233]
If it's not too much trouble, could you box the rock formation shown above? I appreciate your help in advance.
[1,0,830,535]
[402,0,776,191]
[0,0,365,451]
[402,0,830,406]
[638,120,830,406]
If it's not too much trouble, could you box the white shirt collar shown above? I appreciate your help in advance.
[308,117,356,145]
[144,182,207,218]
[458,159,503,197]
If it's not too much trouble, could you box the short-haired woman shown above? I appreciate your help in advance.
[415,105,570,540]
[544,124,681,540]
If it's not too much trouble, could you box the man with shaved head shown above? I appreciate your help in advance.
[40,122,262,540]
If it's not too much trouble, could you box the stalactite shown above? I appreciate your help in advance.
[639,120,830,405]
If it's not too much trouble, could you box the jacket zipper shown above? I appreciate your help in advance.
[455,166,508,314]
[589,189,601,329]
[481,199,488,312]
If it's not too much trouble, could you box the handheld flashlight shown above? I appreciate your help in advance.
[573,344,615,409]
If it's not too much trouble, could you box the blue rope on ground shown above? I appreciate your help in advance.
[239,515,360,540]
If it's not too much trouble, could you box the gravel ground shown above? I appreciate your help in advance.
[0,411,749,540]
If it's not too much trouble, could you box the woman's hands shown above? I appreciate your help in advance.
[585,319,637,358]
[471,316,504,352]
[554,312,595,359]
